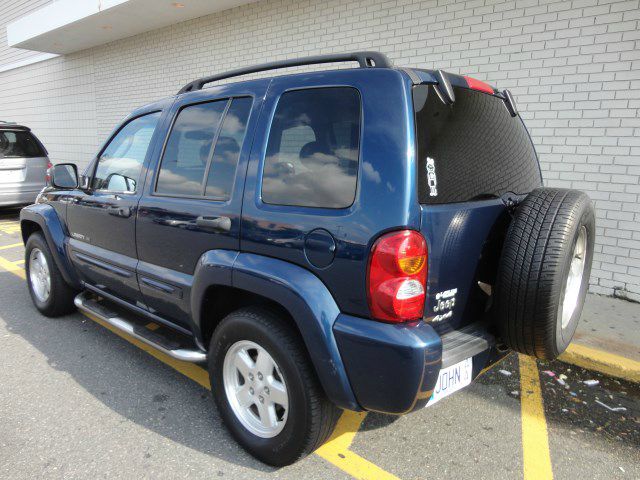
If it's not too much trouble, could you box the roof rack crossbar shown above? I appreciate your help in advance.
[177,51,393,94]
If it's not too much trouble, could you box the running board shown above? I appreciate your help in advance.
[74,291,207,363]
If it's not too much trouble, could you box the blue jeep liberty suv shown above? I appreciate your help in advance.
[20,52,595,466]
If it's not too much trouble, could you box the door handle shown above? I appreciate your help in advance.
[108,206,132,218]
[196,215,231,232]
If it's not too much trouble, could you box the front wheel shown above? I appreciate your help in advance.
[208,307,340,466]
[25,232,77,317]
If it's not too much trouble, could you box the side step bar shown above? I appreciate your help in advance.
[74,291,207,363]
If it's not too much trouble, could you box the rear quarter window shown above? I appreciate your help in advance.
[261,87,361,209]
[0,130,46,159]
[414,85,542,204]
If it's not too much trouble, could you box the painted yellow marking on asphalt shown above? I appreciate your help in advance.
[0,258,399,480]
[519,354,553,480]
[0,222,20,234]
[560,343,640,383]
[14,259,24,265]
[316,411,400,480]
[0,255,26,280]
[0,242,22,251]
[145,322,161,331]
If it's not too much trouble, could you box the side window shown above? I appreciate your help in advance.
[262,87,361,208]
[204,97,252,199]
[156,100,227,197]
[92,112,161,192]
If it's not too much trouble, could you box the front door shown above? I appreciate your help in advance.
[66,110,164,306]
[135,80,268,328]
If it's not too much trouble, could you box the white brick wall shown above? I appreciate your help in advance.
[1,0,639,299]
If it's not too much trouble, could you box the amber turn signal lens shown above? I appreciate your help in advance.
[398,255,425,275]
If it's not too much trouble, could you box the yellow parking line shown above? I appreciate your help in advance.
[560,343,640,383]
[519,354,553,480]
[0,242,23,251]
[0,255,26,280]
[0,258,398,479]
[316,411,400,480]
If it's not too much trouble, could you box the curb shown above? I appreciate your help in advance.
[559,343,640,384]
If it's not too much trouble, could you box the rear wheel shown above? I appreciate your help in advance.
[208,307,340,466]
[25,232,77,317]
[493,188,595,359]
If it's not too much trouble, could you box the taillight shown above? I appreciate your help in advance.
[45,162,53,184]
[464,76,494,94]
[367,230,428,323]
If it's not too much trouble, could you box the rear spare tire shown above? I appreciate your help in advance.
[493,188,595,359]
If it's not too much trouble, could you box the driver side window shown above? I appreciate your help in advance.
[92,112,161,192]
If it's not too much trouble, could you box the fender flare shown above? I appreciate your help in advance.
[19,204,81,289]
[190,251,359,411]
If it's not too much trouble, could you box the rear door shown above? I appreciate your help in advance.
[66,109,164,305]
[135,80,268,328]
[413,82,542,330]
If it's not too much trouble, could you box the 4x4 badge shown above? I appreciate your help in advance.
[426,157,438,197]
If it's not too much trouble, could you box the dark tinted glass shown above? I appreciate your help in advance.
[262,87,360,208]
[414,85,541,204]
[156,100,227,196]
[204,97,252,199]
[0,130,46,158]
[93,112,160,192]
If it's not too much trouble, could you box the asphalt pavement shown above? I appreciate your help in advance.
[0,208,638,480]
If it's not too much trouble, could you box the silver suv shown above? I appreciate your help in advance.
[0,122,50,207]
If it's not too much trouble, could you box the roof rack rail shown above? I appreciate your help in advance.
[177,51,393,95]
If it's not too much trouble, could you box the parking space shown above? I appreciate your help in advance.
[0,210,638,480]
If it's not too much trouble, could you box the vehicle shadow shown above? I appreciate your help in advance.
[0,206,24,220]
[0,267,278,473]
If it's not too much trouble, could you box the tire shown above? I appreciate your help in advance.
[493,188,595,359]
[25,232,77,317]
[208,307,340,466]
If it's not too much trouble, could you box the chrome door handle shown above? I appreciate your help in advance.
[195,215,231,232]
[108,206,132,218]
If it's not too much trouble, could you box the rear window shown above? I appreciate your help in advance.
[414,85,541,204]
[0,130,46,159]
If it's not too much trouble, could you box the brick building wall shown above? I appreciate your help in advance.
[1,0,639,299]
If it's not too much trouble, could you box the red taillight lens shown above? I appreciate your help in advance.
[45,162,53,184]
[464,76,494,94]
[367,230,428,322]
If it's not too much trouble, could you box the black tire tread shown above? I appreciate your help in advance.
[210,307,340,465]
[25,232,77,317]
[494,188,593,359]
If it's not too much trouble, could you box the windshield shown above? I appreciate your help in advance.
[0,130,46,159]
[414,85,542,204]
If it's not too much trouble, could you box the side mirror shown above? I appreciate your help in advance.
[51,163,79,189]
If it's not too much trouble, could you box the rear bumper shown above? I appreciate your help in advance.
[333,315,498,414]
[0,188,39,207]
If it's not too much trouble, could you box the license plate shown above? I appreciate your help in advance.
[0,169,24,183]
[427,357,473,406]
